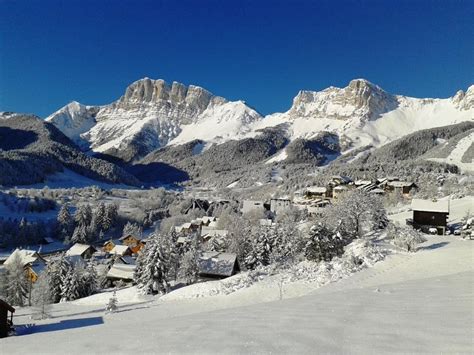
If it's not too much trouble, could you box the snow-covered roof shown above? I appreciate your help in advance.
[198,252,238,277]
[412,199,449,213]
[200,228,228,237]
[334,185,348,191]
[306,186,327,194]
[66,243,95,257]
[116,256,136,265]
[4,249,42,267]
[387,181,414,188]
[107,264,136,280]
[355,180,372,186]
[119,234,144,241]
[110,245,131,256]
[103,239,122,246]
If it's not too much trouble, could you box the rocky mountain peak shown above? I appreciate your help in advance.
[289,79,398,121]
[453,85,474,110]
[116,78,227,112]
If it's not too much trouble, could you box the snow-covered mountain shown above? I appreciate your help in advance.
[46,78,473,163]
[46,78,262,161]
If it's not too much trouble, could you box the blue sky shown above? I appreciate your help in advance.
[1,0,472,117]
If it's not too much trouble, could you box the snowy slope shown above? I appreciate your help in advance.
[428,131,474,172]
[3,231,472,353]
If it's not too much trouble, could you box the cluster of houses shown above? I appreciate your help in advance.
[240,175,417,219]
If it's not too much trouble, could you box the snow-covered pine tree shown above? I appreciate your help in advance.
[57,204,73,237]
[95,202,106,231]
[105,290,118,313]
[74,204,93,227]
[178,240,200,285]
[244,227,274,270]
[134,235,169,295]
[31,272,52,319]
[81,258,98,297]
[122,221,142,237]
[304,223,344,262]
[60,264,81,302]
[71,224,88,244]
[4,253,28,306]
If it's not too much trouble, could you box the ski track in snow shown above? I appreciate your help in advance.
[430,131,474,172]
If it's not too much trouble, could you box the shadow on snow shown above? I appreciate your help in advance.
[15,316,103,336]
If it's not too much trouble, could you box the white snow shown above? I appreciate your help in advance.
[430,131,474,172]
[3,231,473,353]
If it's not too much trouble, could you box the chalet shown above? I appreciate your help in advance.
[4,249,46,282]
[270,198,292,214]
[103,239,122,253]
[119,234,146,254]
[329,175,352,187]
[386,181,416,195]
[106,263,136,285]
[114,255,136,265]
[242,200,266,214]
[198,252,240,280]
[66,243,97,259]
[175,222,202,236]
[411,199,449,235]
[110,245,133,257]
[200,227,229,239]
[305,186,329,199]
[0,299,15,338]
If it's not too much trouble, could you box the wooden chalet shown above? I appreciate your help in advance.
[0,299,15,338]
[119,234,146,254]
[386,181,416,196]
[4,249,46,283]
[110,244,133,257]
[411,199,449,235]
[103,239,122,253]
[66,243,97,259]
[198,252,240,280]
[305,186,329,199]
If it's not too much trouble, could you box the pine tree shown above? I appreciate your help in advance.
[76,204,93,226]
[105,290,118,313]
[32,272,52,319]
[178,240,200,284]
[304,223,344,262]
[95,202,106,231]
[134,235,169,295]
[4,254,28,306]
[57,204,73,237]
[60,268,81,302]
[122,222,142,237]
[71,224,88,244]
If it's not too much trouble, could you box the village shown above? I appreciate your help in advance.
[1,171,473,338]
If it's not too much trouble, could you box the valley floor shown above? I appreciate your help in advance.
[3,231,473,354]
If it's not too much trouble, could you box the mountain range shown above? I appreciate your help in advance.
[1,78,472,187]
[46,78,473,164]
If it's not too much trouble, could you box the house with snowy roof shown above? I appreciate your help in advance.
[106,263,136,285]
[103,239,122,253]
[386,181,416,196]
[411,199,450,235]
[198,252,240,280]
[65,243,96,259]
[119,234,146,254]
[4,249,46,282]
[110,245,133,257]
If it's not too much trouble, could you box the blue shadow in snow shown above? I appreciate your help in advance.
[16,316,103,336]
[418,241,449,251]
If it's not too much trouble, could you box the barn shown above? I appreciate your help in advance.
[198,252,240,280]
[411,199,450,235]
